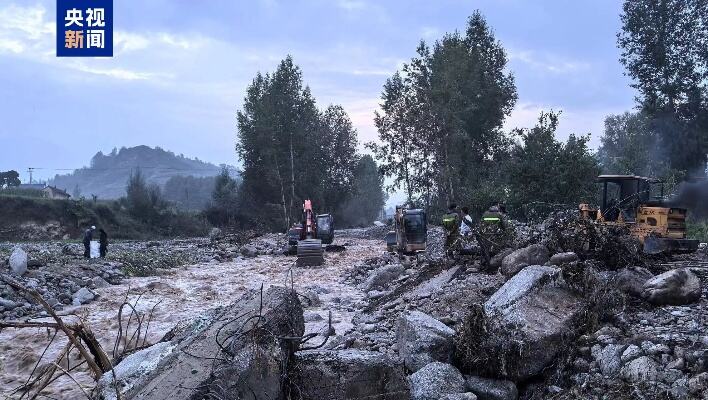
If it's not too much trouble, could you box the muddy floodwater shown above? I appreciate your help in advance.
[0,238,378,399]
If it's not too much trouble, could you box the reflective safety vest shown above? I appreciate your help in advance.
[442,212,460,232]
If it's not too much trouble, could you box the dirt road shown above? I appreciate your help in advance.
[0,237,381,399]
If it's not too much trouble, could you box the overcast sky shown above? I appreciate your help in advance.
[0,0,637,184]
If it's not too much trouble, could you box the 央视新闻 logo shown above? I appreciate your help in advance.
[56,0,113,57]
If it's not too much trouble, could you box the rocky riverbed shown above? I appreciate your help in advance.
[1,219,707,399]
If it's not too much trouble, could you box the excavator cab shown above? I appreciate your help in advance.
[386,206,427,255]
[316,214,334,244]
[580,175,698,254]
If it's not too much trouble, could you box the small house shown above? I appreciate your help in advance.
[43,186,71,200]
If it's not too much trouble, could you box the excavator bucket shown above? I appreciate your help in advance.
[296,238,324,267]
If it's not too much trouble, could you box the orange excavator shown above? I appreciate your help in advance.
[287,200,334,267]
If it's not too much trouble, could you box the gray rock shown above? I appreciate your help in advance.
[477,265,584,381]
[642,268,701,305]
[484,265,558,314]
[465,375,518,400]
[688,372,708,395]
[591,344,625,377]
[621,356,660,382]
[614,267,653,297]
[409,362,465,400]
[621,345,642,363]
[442,393,478,400]
[292,350,410,400]
[363,264,405,292]
[90,276,111,289]
[500,244,549,277]
[72,287,95,305]
[9,246,28,276]
[489,249,514,271]
[240,245,258,258]
[300,288,322,308]
[548,252,578,266]
[397,311,455,371]
[0,298,18,310]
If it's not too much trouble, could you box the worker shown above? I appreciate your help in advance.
[99,228,108,258]
[460,206,474,236]
[442,203,461,252]
[82,226,95,258]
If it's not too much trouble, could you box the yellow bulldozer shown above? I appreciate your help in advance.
[579,175,699,254]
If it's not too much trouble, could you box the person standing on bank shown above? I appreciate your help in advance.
[99,228,108,258]
[82,226,95,258]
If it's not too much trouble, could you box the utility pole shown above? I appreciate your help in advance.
[27,167,35,184]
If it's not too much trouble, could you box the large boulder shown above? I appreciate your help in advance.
[9,246,28,276]
[363,264,405,292]
[442,394,478,400]
[115,287,304,400]
[465,375,518,400]
[397,311,455,371]
[642,268,701,305]
[291,350,410,400]
[409,362,465,400]
[465,265,585,381]
[614,267,653,297]
[500,244,549,277]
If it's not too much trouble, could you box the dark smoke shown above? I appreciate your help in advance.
[669,179,708,220]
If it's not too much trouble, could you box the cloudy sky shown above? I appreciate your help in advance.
[0,0,637,183]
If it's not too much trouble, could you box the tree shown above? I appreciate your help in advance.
[506,112,600,215]
[320,105,359,214]
[126,168,161,223]
[0,170,20,188]
[72,184,82,199]
[618,0,708,173]
[339,155,387,226]
[370,11,517,214]
[206,168,240,226]
[236,56,361,231]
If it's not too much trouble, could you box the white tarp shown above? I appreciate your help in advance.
[90,240,100,258]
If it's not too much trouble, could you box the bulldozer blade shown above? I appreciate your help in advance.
[297,239,324,267]
[643,236,668,255]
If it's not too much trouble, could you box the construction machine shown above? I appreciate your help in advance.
[385,205,427,259]
[579,175,699,254]
[287,199,334,267]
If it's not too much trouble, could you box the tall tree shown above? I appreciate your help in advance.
[506,112,600,214]
[236,56,361,230]
[618,0,708,173]
[370,11,517,213]
[0,170,21,188]
[339,155,387,226]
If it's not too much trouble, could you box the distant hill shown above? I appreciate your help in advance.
[50,146,227,200]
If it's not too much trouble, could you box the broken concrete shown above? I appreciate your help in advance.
[116,286,304,400]
[291,349,410,399]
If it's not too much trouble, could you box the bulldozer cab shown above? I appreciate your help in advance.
[598,175,662,222]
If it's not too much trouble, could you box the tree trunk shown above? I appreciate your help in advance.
[289,135,296,220]
[274,154,289,230]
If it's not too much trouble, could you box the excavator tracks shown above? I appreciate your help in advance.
[296,238,324,267]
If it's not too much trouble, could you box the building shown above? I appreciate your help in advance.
[43,186,71,200]
[16,183,46,191]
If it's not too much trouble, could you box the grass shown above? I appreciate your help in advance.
[686,220,708,242]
